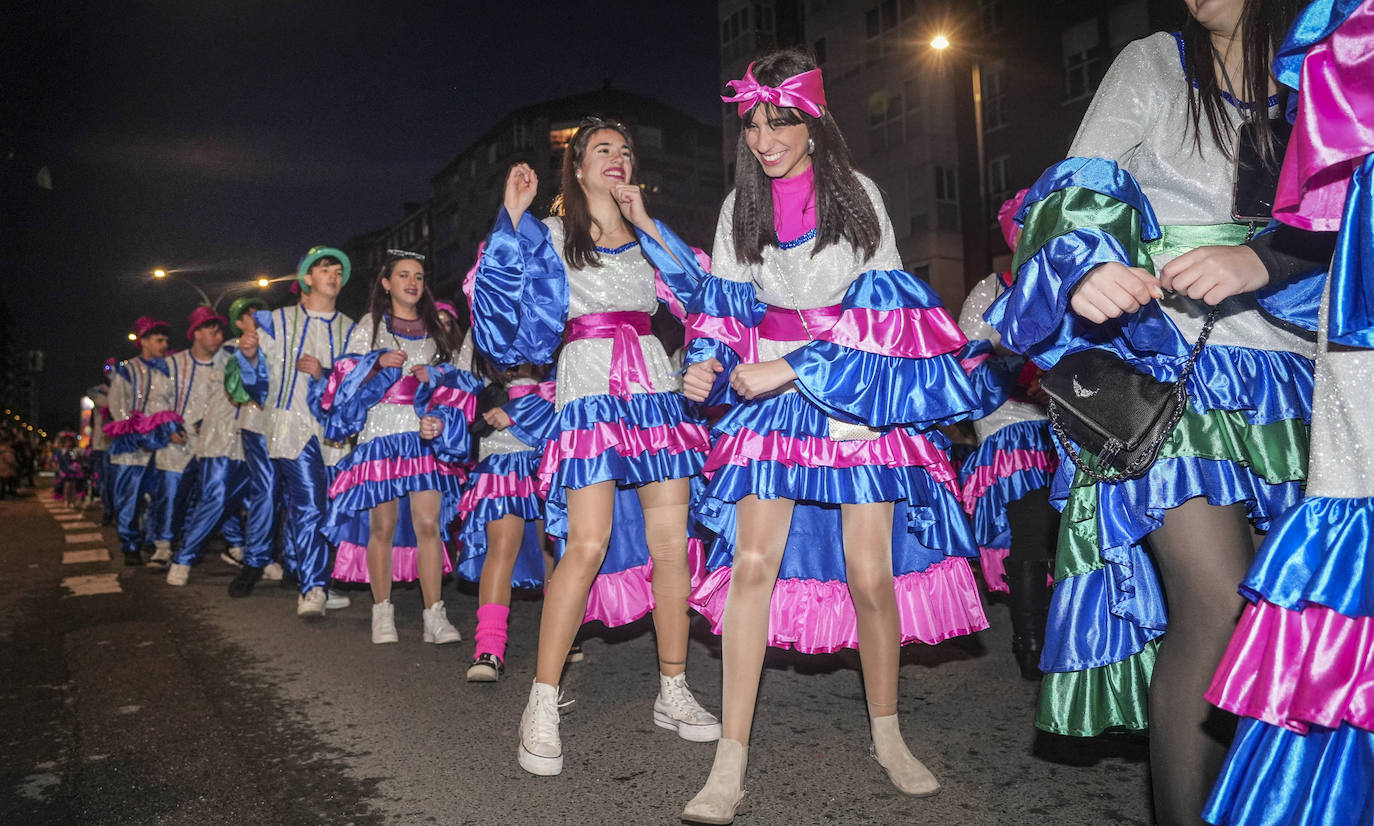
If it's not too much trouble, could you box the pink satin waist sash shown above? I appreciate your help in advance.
[564,311,655,399]
[757,304,840,342]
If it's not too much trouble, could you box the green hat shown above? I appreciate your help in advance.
[296,246,351,293]
[227,296,267,326]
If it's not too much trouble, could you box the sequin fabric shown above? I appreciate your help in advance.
[107,357,178,467]
[542,217,680,409]
[1071,31,1315,358]
[258,306,353,465]
[959,273,1047,442]
[347,313,440,445]
[1307,283,1374,497]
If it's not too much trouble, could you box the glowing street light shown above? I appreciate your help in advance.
[153,269,167,279]
[128,332,138,341]
[257,277,270,288]
[930,34,950,50]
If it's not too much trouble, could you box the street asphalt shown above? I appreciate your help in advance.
[1,483,1151,825]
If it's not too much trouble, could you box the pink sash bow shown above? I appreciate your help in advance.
[564,311,654,400]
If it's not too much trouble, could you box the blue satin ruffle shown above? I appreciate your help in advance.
[235,346,271,406]
[1016,157,1162,237]
[472,208,570,368]
[323,433,464,544]
[635,219,706,307]
[413,362,481,464]
[1329,157,1374,348]
[1204,718,1374,826]
[1241,495,1374,617]
[960,420,1057,549]
[455,451,546,588]
[685,274,767,325]
[960,340,1024,419]
[503,392,558,447]
[786,341,976,428]
[1273,0,1366,89]
[1041,552,1167,672]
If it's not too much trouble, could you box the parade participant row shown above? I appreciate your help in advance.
[94,2,1371,820]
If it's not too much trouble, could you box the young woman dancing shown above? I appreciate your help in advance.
[471,118,718,776]
[647,49,988,823]
[320,252,480,644]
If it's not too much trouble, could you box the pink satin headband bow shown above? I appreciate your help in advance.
[721,63,827,119]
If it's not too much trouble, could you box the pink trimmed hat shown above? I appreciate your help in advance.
[186,306,228,341]
[997,188,1031,251]
[132,316,171,339]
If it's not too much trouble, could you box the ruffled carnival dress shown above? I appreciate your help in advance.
[956,271,1059,592]
[471,210,710,626]
[641,167,988,653]
[319,314,481,581]
[1202,4,1374,823]
[454,374,559,589]
[986,31,1322,736]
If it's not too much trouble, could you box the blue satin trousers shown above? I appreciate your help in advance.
[241,430,282,569]
[113,461,158,552]
[274,437,333,594]
[173,457,248,565]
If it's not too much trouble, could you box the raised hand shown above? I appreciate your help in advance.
[503,163,539,225]
[614,183,652,232]
[238,327,259,360]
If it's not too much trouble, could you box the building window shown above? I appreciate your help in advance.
[1062,18,1105,101]
[981,63,1007,131]
[979,0,1001,33]
[986,154,1011,221]
[934,164,958,204]
[868,90,905,153]
[905,167,927,236]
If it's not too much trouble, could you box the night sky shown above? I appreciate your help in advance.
[2,1,721,431]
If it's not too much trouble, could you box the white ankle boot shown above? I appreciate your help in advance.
[681,738,747,824]
[371,601,398,644]
[870,714,940,796]
[421,600,461,644]
[653,673,721,742]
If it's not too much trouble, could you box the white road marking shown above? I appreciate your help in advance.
[53,514,81,521]
[61,521,99,529]
[60,574,121,596]
[63,549,111,564]
[63,533,105,544]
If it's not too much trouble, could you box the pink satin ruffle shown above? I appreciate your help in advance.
[103,409,184,436]
[690,556,989,654]
[704,426,959,494]
[457,472,538,514]
[980,546,1011,594]
[538,419,712,493]
[756,304,966,359]
[582,537,707,628]
[1274,7,1374,231]
[508,381,556,402]
[329,454,466,498]
[319,357,362,411]
[332,540,454,583]
[1207,599,1374,733]
[687,314,759,362]
[959,448,1059,514]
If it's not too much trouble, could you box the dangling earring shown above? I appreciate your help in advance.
[807,137,815,155]
[576,170,583,180]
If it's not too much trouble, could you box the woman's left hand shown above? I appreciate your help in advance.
[729,359,796,400]
[613,184,652,232]
[410,365,431,384]
[418,415,444,440]
[1160,245,1269,305]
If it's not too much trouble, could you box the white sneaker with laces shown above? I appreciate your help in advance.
[261,562,283,581]
[653,673,722,742]
[297,587,327,618]
[150,541,173,566]
[421,600,461,644]
[325,589,351,610]
[166,563,190,586]
[371,601,398,644]
[220,546,244,567]
[518,682,566,776]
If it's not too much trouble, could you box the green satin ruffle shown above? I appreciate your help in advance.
[1036,640,1159,736]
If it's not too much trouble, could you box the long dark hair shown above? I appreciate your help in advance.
[364,256,453,363]
[551,117,638,271]
[1182,0,1299,165]
[730,48,880,265]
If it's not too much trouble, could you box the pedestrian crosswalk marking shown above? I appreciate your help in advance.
[53,514,82,521]
[60,574,121,596]
[61,521,99,530]
[63,533,106,544]
[62,549,111,564]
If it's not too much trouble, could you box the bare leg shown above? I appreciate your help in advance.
[478,513,524,608]
[534,481,614,687]
[842,501,940,795]
[637,477,691,678]
[366,499,399,603]
[409,489,444,608]
[1146,498,1257,826]
[720,495,794,744]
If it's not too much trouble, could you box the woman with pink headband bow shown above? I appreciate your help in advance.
[318,251,481,646]
[642,48,986,823]
[471,116,719,777]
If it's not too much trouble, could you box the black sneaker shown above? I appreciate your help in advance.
[228,565,264,598]
[565,643,585,664]
[466,652,504,682]
[123,551,144,567]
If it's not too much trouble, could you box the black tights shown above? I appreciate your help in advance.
[1145,498,1260,826]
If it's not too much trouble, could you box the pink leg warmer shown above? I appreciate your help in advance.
[473,603,510,660]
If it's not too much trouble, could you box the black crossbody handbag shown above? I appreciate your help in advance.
[1041,309,1216,482]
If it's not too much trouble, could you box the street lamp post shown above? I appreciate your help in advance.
[931,35,990,283]
[150,269,271,311]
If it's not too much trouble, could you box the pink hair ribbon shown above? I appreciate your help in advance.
[721,62,827,119]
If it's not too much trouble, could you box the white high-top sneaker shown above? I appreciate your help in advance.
[653,673,722,742]
[518,682,566,776]
[165,563,190,586]
[371,601,398,644]
[421,600,461,644]
[149,541,172,566]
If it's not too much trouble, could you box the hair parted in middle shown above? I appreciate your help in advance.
[364,254,454,363]
[730,47,880,266]
[550,116,638,271]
